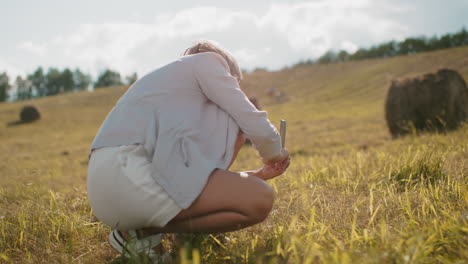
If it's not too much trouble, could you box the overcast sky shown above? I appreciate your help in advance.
[1,0,467,78]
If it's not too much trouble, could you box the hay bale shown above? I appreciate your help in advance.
[20,105,41,122]
[385,69,468,138]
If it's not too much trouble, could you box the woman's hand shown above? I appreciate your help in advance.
[258,155,290,180]
[240,148,290,181]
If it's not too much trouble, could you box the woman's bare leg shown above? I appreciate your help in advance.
[141,168,273,234]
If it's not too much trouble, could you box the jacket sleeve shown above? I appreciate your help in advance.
[193,52,282,160]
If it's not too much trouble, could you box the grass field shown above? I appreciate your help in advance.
[0,46,467,263]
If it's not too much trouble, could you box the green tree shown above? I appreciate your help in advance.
[380,41,398,57]
[15,76,33,100]
[398,37,428,55]
[435,34,453,50]
[45,67,62,95]
[125,72,138,86]
[94,69,122,88]
[317,50,338,64]
[337,50,350,62]
[349,48,369,60]
[0,72,10,102]
[61,68,75,93]
[73,69,92,91]
[28,67,46,97]
[452,27,468,46]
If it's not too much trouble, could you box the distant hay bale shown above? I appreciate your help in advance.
[20,105,41,122]
[385,69,468,138]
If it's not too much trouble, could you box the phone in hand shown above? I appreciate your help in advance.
[280,120,286,148]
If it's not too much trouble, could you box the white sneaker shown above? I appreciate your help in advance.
[108,230,171,263]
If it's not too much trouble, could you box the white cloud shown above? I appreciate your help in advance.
[0,57,25,78]
[340,41,358,53]
[18,41,46,56]
[9,1,411,77]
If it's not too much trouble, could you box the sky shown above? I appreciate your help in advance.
[1,0,468,79]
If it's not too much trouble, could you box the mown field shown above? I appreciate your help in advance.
[0,46,467,263]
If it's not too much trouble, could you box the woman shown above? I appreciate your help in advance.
[87,40,290,260]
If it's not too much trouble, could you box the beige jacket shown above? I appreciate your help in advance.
[90,52,282,209]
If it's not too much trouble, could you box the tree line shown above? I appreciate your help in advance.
[296,27,468,65]
[0,68,138,102]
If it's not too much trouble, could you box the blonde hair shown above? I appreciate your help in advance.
[183,40,243,82]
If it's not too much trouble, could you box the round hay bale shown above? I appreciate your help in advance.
[385,69,468,138]
[20,105,41,122]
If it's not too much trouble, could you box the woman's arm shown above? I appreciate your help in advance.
[194,52,283,161]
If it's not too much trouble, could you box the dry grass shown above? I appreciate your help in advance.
[1,47,467,263]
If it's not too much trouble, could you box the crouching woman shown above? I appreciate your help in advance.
[87,40,290,261]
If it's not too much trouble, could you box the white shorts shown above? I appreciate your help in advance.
[87,144,182,230]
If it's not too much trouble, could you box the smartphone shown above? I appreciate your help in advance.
[280,120,286,148]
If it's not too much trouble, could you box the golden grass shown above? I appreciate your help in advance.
[1,46,467,263]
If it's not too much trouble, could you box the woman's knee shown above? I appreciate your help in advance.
[181,170,275,223]
[247,181,274,223]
